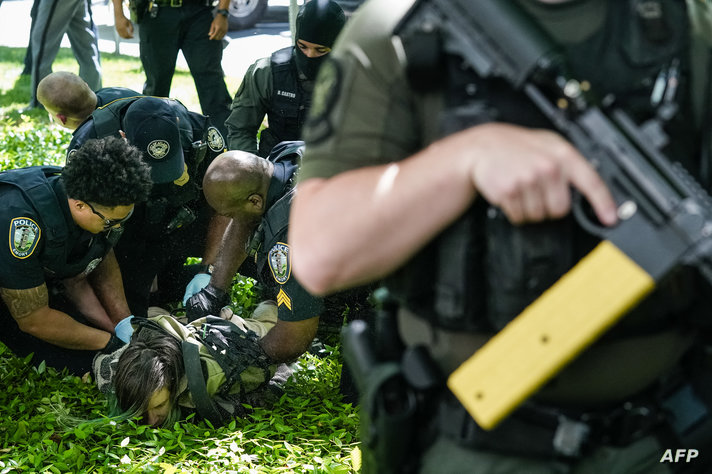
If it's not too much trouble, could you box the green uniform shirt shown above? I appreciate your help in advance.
[299,0,712,182]
[298,0,712,396]
[299,0,420,181]
[225,57,274,155]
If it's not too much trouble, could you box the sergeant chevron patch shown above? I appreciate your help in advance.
[277,288,292,310]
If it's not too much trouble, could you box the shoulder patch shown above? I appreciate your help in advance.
[207,126,225,152]
[268,242,291,284]
[9,217,41,259]
[305,57,342,143]
[147,139,170,159]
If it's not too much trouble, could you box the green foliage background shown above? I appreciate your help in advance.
[0,47,360,473]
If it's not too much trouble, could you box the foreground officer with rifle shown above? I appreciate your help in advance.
[290,0,712,472]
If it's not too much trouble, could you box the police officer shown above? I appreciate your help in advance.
[110,0,232,137]
[68,96,228,319]
[37,71,141,131]
[183,142,321,362]
[185,142,372,365]
[290,0,712,472]
[0,137,152,375]
[224,0,346,157]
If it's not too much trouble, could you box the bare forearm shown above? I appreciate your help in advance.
[202,214,231,266]
[291,134,477,295]
[210,219,253,289]
[291,122,618,296]
[2,285,112,350]
[61,276,114,332]
[259,318,317,362]
[111,0,124,14]
[88,250,132,324]
[18,307,111,350]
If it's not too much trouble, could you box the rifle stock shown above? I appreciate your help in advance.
[408,0,712,429]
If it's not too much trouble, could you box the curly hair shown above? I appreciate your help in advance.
[62,136,153,206]
[112,326,184,427]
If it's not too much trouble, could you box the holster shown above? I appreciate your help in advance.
[359,363,418,474]
[342,307,442,474]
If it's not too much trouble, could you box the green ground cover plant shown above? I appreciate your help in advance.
[0,46,360,473]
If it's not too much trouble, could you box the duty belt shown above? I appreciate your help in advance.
[437,393,669,459]
[153,0,187,7]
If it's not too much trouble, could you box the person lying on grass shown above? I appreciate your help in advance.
[93,301,292,427]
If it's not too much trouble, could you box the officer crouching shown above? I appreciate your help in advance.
[0,137,152,375]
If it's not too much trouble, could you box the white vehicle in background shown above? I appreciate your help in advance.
[227,0,364,30]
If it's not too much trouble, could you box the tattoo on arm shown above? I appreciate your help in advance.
[0,285,49,320]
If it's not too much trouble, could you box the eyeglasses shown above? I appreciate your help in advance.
[85,201,134,229]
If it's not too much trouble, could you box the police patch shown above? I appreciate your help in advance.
[305,57,341,143]
[268,242,291,284]
[207,126,225,152]
[147,139,170,159]
[9,217,40,259]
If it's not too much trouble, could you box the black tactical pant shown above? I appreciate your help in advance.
[137,1,231,136]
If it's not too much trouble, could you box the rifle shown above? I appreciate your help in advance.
[404,0,712,430]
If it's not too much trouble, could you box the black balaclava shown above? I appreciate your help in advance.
[294,0,346,80]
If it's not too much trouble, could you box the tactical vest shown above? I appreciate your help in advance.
[389,0,702,335]
[84,97,220,235]
[259,48,309,157]
[247,141,303,278]
[0,167,115,279]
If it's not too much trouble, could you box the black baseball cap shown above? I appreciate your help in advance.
[122,97,184,184]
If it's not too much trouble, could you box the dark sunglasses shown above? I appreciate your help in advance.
[85,201,134,229]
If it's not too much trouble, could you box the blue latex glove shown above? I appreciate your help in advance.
[114,315,135,343]
[183,272,212,304]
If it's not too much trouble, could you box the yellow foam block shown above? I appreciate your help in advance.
[447,240,655,430]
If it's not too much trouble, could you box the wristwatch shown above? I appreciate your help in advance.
[200,263,215,275]
[216,8,229,17]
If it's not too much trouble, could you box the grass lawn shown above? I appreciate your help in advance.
[0,45,360,473]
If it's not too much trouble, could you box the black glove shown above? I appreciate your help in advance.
[101,334,126,354]
[185,283,230,322]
